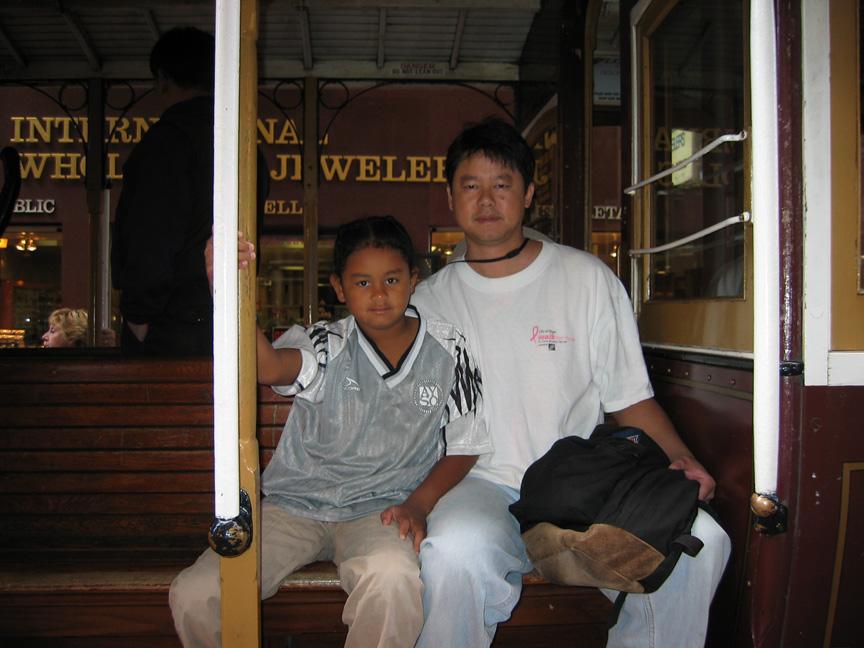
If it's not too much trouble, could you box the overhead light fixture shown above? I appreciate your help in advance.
[15,236,37,252]
[15,234,36,252]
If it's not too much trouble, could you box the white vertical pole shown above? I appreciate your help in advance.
[213,0,241,521]
[750,0,780,497]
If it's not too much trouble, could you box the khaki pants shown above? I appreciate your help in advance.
[170,499,424,648]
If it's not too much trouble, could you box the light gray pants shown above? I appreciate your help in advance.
[169,499,423,648]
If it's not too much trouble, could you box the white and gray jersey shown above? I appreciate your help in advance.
[262,306,490,522]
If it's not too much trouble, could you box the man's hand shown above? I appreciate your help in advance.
[669,453,716,501]
[99,327,117,346]
[205,231,256,295]
[380,500,430,554]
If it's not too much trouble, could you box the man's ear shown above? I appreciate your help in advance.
[330,273,346,303]
[154,70,170,94]
[524,182,536,209]
[446,184,454,211]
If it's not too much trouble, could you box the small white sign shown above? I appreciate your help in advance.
[671,129,702,186]
[390,63,446,77]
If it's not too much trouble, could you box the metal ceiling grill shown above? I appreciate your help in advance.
[0,1,544,83]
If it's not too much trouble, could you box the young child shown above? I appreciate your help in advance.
[170,216,490,648]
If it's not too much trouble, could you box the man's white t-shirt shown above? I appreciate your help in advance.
[411,240,653,491]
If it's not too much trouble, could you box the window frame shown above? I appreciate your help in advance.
[629,0,754,353]
[802,0,864,386]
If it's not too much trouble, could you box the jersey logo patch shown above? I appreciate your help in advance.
[414,379,443,413]
[343,377,361,392]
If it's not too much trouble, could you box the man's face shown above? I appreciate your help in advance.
[447,153,535,250]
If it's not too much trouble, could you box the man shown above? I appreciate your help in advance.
[112,26,261,355]
[411,116,731,648]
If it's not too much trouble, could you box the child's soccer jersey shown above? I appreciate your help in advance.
[262,306,490,522]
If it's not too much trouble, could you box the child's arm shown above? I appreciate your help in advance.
[256,328,303,386]
[205,232,303,387]
[380,454,478,553]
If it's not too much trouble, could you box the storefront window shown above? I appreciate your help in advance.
[647,0,746,300]
[0,227,62,347]
[429,228,465,271]
[257,236,339,338]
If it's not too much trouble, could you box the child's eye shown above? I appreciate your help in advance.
[386,277,399,284]
[356,280,369,287]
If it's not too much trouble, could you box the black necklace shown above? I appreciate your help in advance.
[454,237,529,264]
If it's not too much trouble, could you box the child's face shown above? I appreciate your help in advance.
[331,246,418,334]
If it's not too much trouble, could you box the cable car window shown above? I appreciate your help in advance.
[630,0,752,352]
[645,0,745,301]
[257,235,341,340]
[0,227,63,347]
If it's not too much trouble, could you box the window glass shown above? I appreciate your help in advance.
[0,227,62,347]
[429,229,465,267]
[257,236,339,338]
[648,0,745,300]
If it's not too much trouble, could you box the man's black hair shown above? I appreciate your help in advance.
[332,215,417,278]
[445,116,536,191]
[150,26,216,93]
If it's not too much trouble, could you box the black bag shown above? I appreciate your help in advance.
[509,425,706,627]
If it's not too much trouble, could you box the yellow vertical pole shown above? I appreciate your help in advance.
[303,78,319,326]
[220,0,262,646]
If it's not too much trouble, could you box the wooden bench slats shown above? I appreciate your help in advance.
[0,471,213,493]
[0,355,611,646]
[0,358,213,384]
[0,382,216,406]
[0,450,277,473]
[3,404,216,427]
[2,427,284,451]
[0,450,216,472]
[5,516,212,546]
[4,492,215,515]
[1,428,215,449]
[0,382,286,402]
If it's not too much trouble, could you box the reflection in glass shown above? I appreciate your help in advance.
[257,236,338,339]
[648,0,745,300]
[0,228,62,347]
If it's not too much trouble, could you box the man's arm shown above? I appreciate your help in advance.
[380,454,478,553]
[612,397,716,501]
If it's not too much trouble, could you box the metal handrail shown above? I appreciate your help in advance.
[629,212,751,256]
[624,131,747,195]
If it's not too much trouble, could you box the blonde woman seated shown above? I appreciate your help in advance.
[41,308,117,348]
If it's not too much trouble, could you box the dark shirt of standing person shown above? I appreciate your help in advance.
[111,26,256,356]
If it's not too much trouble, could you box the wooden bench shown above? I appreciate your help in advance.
[0,354,610,647]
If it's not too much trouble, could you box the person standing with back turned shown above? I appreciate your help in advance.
[111,26,218,355]
[411,116,731,648]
